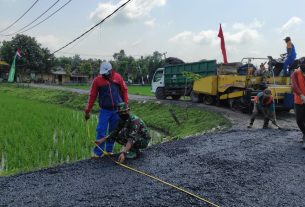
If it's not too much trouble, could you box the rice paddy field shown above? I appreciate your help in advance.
[0,93,97,176]
[0,84,228,176]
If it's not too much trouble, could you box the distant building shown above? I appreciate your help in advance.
[0,60,10,82]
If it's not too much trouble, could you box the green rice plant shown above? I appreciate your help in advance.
[0,93,97,176]
[0,84,229,176]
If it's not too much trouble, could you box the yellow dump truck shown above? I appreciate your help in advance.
[191,64,294,112]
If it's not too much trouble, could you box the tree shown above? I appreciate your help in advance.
[79,61,93,77]
[71,54,81,71]
[0,34,54,73]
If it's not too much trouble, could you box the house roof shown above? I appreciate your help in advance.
[51,66,67,75]
[71,70,88,78]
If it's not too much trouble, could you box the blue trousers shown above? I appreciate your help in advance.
[283,57,295,76]
[94,109,120,156]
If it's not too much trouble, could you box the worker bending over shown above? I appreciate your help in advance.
[95,102,151,163]
[248,89,279,129]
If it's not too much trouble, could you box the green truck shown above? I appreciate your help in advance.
[151,60,217,100]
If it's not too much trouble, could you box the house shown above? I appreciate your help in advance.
[51,67,70,84]
[70,70,89,83]
[0,60,10,82]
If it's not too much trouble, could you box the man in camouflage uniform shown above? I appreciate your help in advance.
[95,102,151,163]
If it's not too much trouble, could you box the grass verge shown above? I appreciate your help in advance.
[64,84,154,97]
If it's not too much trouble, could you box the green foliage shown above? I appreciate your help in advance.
[78,61,93,76]
[0,34,54,73]
[182,71,203,81]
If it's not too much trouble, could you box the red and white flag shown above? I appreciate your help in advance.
[16,48,22,58]
[218,24,228,64]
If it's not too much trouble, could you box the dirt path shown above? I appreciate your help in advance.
[1,84,304,207]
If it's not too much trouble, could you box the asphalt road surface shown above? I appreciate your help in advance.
[1,84,304,206]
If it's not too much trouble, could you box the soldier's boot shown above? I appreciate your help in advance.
[247,119,254,128]
[263,118,269,129]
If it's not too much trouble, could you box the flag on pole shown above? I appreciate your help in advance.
[218,24,228,64]
[8,49,21,83]
[16,48,22,58]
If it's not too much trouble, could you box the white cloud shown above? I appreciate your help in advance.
[169,31,193,43]
[168,20,264,62]
[36,35,61,50]
[226,28,260,44]
[89,0,166,24]
[131,39,142,47]
[169,20,262,46]
[144,19,156,27]
[280,16,303,32]
[232,19,264,30]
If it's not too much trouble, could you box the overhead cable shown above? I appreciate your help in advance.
[0,0,39,33]
[52,0,132,55]
[5,0,61,36]
[4,0,73,36]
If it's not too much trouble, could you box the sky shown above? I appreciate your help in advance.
[0,0,305,64]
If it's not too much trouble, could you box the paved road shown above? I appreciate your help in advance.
[0,84,303,207]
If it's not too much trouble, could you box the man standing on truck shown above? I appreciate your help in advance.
[247,89,280,129]
[283,36,297,76]
[291,58,305,149]
[84,61,128,158]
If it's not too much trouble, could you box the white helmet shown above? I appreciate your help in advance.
[100,61,112,74]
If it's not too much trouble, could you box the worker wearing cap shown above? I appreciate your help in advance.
[283,36,297,76]
[248,89,279,129]
[84,61,128,158]
[95,102,151,163]
[291,57,305,149]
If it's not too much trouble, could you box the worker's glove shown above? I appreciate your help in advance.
[300,95,305,103]
[84,112,90,121]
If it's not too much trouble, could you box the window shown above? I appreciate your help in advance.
[153,70,163,82]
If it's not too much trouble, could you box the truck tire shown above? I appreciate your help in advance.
[191,91,201,103]
[171,95,181,100]
[203,95,214,105]
[156,87,166,100]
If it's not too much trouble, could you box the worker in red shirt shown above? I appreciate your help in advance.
[84,61,128,157]
[291,57,305,149]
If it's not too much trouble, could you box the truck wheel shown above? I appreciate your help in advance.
[190,91,200,103]
[171,95,181,100]
[156,87,166,100]
[203,95,214,105]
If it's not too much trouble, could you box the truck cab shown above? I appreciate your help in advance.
[151,68,164,93]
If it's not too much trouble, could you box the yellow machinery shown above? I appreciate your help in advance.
[191,71,293,112]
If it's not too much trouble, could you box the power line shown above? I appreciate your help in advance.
[4,0,73,36]
[0,0,39,33]
[5,0,61,36]
[52,0,133,55]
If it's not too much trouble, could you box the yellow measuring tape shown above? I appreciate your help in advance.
[87,123,220,207]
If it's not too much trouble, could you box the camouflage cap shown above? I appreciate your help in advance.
[117,102,129,112]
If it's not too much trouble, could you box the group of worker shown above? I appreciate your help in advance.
[83,36,305,164]
[84,61,151,163]
[247,37,305,149]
